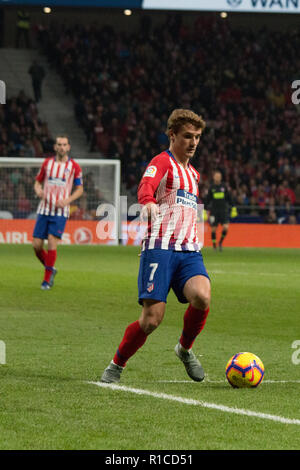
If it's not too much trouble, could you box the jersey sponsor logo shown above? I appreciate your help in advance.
[176,189,197,209]
[48,177,67,187]
[144,165,157,178]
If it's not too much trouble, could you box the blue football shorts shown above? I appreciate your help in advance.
[138,249,210,305]
[33,214,67,240]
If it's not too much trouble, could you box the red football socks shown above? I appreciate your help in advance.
[179,304,210,350]
[43,249,57,283]
[112,307,209,367]
[113,320,148,367]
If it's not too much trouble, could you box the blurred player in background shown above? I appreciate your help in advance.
[101,109,211,383]
[205,171,234,251]
[32,135,83,290]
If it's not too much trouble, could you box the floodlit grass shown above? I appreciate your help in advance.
[0,244,300,450]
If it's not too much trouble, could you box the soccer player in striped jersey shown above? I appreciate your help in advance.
[101,109,211,383]
[32,135,83,290]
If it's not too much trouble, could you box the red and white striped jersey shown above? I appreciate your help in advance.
[138,150,201,251]
[35,156,83,218]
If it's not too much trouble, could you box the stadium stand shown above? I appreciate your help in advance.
[0,46,93,158]
[32,14,300,223]
[0,89,54,158]
[1,12,299,224]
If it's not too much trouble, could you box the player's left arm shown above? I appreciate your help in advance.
[56,185,84,208]
[225,186,233,206]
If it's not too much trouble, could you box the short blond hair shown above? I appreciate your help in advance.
[166,109,206,137]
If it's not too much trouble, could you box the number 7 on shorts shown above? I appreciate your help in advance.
[149,263,158,281]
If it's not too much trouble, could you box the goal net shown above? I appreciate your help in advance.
[0,157,121,245]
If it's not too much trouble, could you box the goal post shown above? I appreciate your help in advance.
[0,157,121,245]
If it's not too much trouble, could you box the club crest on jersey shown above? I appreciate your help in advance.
[147,282,154,292]
[144,166,157,178]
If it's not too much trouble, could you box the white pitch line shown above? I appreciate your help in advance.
[88,381,300,426]
[157,379,300,384]
[263,380,300,384]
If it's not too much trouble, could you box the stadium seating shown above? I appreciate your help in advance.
[33,15,300,223]
[2,14,299,223]
[0,89,54,158]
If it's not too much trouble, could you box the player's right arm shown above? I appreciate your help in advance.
[137,154,169,221]
[34,180,44,199]
[34,158,48,199]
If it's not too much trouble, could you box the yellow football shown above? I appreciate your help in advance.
[226,352,264,388]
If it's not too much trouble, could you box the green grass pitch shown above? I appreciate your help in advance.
[0,244,300,450]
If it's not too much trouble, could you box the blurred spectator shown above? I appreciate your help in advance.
[15,184,31,218]
[69,191,94,220]
[28,60,45,102]
[0,90,54,157]
[15,9,31,48]
[0,8,4,47]
[265,209,278,224]
[277,200,296,224]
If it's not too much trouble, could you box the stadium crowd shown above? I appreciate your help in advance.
[0,89,57,218]
[34,14,300,223]
[2,14,300,223]
[0,89,54,158]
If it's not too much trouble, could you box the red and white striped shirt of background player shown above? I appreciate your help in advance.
[35,157,83,218]
[138,149,202,252]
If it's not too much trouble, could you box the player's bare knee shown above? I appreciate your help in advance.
[140,302,164,334]
[194,297,210,311]
[143,318,161,335]
[191,289,210,311]
[32,238,43,251]
[140,313,162,335]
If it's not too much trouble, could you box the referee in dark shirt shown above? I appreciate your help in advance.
[205,171,233,251]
